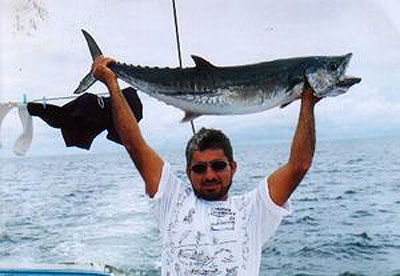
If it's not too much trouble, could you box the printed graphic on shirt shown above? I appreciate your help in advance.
[163,197,248,276]
[210,207,236,231]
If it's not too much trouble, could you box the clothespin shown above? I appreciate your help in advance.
[22,94,27,104]
[42,96,47,109]
[97,95,105,109]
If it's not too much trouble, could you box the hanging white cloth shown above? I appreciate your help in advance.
[13,104,33,156]
[0,103,16,148]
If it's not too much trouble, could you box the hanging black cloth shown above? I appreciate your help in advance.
[27,87,143,150]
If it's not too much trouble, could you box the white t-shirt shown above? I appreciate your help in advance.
[150,162,291,276]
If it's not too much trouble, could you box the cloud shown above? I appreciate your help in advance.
[1,0,399,155]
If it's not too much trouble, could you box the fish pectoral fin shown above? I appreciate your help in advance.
[280,101,293,109]
[181,111,202,123]
[191,55,217,69]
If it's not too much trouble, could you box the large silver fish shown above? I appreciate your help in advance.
[75,29,361,122]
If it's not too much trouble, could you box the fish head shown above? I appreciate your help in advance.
[305,53,361,98]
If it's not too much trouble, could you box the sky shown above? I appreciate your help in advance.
[0,0,399,156]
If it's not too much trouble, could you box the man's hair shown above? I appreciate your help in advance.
[185,128,234,167]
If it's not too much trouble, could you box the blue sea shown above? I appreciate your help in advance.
[0,136,399,276]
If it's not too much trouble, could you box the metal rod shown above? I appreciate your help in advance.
[171,0,183,68]
[171,0,196,134]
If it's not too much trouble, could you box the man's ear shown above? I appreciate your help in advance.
[186,167,191,181]
[230,161,237,175]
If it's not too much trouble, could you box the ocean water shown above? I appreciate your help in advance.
[0,136,399,276]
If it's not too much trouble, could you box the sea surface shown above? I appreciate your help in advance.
[0,136,399,276]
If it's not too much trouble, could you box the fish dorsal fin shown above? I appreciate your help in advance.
[191,55,217,69]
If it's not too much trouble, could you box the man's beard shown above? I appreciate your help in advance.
[192,179,232,201]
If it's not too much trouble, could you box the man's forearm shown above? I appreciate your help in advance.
[107,77,163,196]
[267,88,317,206]
[106,76,146,154]
[93,57,163,197]
[288,92,316,172]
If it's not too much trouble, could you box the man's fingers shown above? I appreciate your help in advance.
[314,96,322,104]
[92,56,117,83]
[301,78,323,104]
[92,56,116,71]
[303,78,311,89]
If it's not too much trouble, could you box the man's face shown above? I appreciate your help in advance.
[187,149,236,201]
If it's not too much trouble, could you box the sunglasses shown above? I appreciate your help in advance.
[190,160,229,174]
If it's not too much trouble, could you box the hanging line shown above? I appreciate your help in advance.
[30,92,109,103]
[1,93,109,109]
[1,93,98,106]
[171,0,196,135]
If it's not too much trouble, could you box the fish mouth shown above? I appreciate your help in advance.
[338,53,361,88]
[341,53,352,69]
[327,76,361,97]
[337,53,353,80]
[337,76,362,88]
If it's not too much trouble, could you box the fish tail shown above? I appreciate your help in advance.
[73,29,103,94]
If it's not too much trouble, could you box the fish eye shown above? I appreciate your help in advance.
[328,62,338,71]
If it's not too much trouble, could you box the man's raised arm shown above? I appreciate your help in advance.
[92,56,164,198]
[267,84,319,206]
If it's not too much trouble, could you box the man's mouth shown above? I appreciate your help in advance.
[201,182,221,192]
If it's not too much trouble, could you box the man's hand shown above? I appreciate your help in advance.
[302,82,321,106]
[92,56,117,85]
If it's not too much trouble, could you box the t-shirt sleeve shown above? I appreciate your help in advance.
[251,177,292,245]
[148,162,182,229]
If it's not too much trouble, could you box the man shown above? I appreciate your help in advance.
[92,55,319,275]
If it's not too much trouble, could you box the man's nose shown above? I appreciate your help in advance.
[204,167,218,180]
